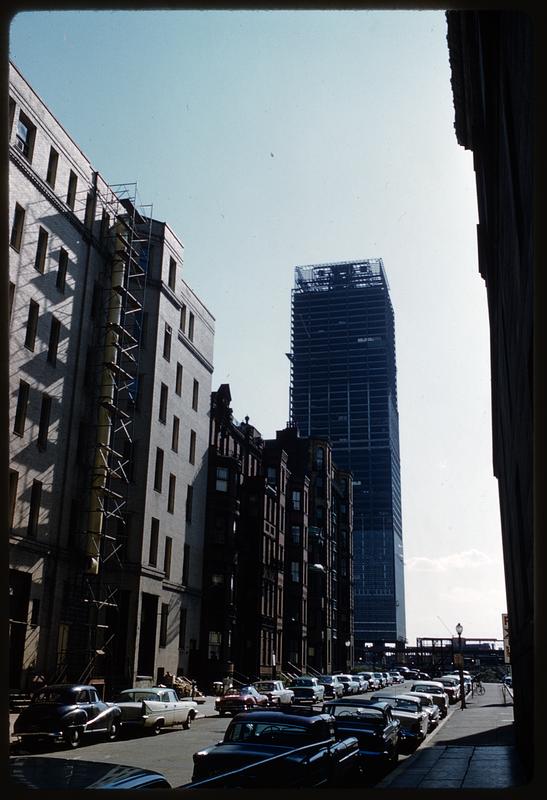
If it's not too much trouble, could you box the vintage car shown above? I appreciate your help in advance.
[13,684,121,749]
[287,676,325,703]
[388,671,405,684]
[373,672,387,688]
[410,681,449,718]
[253,680,294,706]
[350,675,368,694]
[322,699,400,768]
[359,672,380,690]
[111,687,198,733]
[191,709,359,787]
[437,675,461,703]
[403,691,441,731]
[215,685,269,716]
[9,756,171,789]
[318,675,345,699]
[369,693,429,752]
[334,674,357,695]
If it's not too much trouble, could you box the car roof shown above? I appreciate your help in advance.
[323,698,391,711]
[37,684,95,692]
[230,710,331,724]
[10,757,171,790]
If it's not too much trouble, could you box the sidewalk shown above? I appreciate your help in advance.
[376,682,527,789]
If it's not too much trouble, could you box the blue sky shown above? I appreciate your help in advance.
[10,8,507,645]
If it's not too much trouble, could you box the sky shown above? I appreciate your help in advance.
[9,8,508,646]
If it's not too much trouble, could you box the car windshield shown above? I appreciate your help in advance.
[225,721,312,745]
[32,688,77,705]
[394,699,420,711]
[328,705,384,722]
[255,683,274,692]
[320,677,333,683]
[114,690,161,702]
[290,679,313,686]
[413,684,442,693]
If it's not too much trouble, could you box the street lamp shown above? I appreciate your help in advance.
[456,622,466,709]
[345,640,351,671]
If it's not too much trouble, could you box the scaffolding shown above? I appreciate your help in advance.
[294,259,389,293]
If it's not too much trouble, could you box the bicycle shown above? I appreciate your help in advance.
[473,680,485,695]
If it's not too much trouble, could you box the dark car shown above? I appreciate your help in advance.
[370,693,429,751]
[191,708,359,787]
[215,685,269,716]
[9,756,171,789]
[13,684,121,749]
[322,699,400,768]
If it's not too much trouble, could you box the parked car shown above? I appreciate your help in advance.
[191,709,360,787]
[335,675,357,695]
[317,675,345,699]
[373,672,387,688]
[438,675,461,703]
[403,692,441,731]
[359,672,380,690]
[253,680,294,706]
[382,672,392,686]
[215,686,269,716]
[447,671,472,692]
[388,671,404,684]
[9,756,171,789]
[415,672,431,680]
[111,687,198,734]
[410,681,449,718]
[287,677,325,703]
[369,693,428,752]
[349,675,367,694]
[13,684,121,749]
[322,698,400,769]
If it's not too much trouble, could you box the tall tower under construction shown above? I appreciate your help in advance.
[289,259,406,653]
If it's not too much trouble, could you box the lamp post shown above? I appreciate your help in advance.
[345,640,351,671]
[456,622,466,709]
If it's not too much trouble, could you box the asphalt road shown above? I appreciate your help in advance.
[9,679,463,788]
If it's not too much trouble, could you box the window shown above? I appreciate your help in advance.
[188,311,195,341]
[10,203,25,251]
[216,466,228,492]
[179,607,187,651]
[31,599,40,626]
[154,448,164,492]
[266,466,276,486]
[47,317,61,366]
[34,227,49,273]
[66,170,78,210]
[159,383,168,423]
[192,379,199,411]
[291,562,300,582]
[56,249,68,292]
[292,490,301,511]
[175,362,183,395]
[159,603,169,647]
[9,469,19,530]
[14,380,30,436]
[27,480,42,538]
[163,536,172,579]
[189,429,196,464]
[163,324,171,361]
[84,191,95,228]
[208,630,221,660]
[9,282,16,320]
[25,300,39,351]
[167,474,176,514]
[182,543,190,585]
[315,447,324,468]
[37,394,52,451]
[185,485,193,523]
[291,525,301,544]
[168,257,177,290]
[15,112,35,160]
[100,210,110,241]
[171,416,180,452]
[46,147,58,189]
[180,304,186,332]
[149,518,159,566]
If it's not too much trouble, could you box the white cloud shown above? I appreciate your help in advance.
[405,549,493,573]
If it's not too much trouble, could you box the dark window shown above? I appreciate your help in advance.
[188,311,195,341]
[163,324,171,361]
[149,518,159,566]
[292,490,301,511]
[159,603,169,647]
[172,416,180,452]
[100,210,110,241]
[84,191,95,228]
[9,469,19,530]
[34,227,49,273]
[185,485,193,523]
[14,380,30,435]
[192,379,199,411]
[15,112,35,160]
[47,317,61,366]
[10,203,25,251]
[46,147,58,188]
[31,599,40,626]
[167,474,176,514]
[216,467,228,492]
[154,448,164,492]
[159,383,168,423]
[291,525,301,544]
[179,607,187,651]
[175,362,183,395]
[27,480,42,538]
[164,536,172,579]
[9,282,16,320]
[180,304,186,332]
[182,543,190,585]
[24,300,39,351]
[168,257,177,290]
[37,394,52,451]
[66,170,78,210]
[56,248,68,292]
[189,430,196,464]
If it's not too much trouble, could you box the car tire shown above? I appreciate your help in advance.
[107,719,120,741]
[183,711,195,730]
[151,719,163,735]
[64,727,82,749]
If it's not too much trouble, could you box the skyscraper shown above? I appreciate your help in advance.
[289,259,406,652]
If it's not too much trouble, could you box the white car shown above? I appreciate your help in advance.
[253,680,294,706]
[113,687,198,734]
